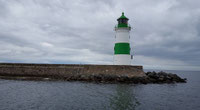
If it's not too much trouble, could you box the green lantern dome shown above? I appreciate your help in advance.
[117,12,129,28]
[118,12,129,20]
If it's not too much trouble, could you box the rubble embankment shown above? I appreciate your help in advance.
[0,63,186,84]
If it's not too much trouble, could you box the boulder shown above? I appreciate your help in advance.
[145,71,187,83]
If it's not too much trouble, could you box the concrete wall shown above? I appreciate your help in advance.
[0,63,145,79]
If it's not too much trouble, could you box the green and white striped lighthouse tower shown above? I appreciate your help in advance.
[114,12,132,65]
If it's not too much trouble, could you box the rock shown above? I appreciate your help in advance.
[145,71,187,83]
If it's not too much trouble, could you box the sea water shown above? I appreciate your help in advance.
[0,70,199,110]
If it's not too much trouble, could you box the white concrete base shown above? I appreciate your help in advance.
[114,55,131,65]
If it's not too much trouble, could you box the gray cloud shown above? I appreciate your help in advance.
[0,0,200,70]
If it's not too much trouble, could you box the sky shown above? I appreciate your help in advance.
[0,0,200,71]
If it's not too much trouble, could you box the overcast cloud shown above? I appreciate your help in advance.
[0,0,200,70]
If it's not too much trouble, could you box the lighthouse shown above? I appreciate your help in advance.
[114,12,132,65]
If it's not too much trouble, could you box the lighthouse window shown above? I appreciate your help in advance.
[118,19,128,24]
[125,20,127,24]
[119,20,122,24]
[119,19,127,24]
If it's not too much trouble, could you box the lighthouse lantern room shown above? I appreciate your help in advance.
[114,12,132,65]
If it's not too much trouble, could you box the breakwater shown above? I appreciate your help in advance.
[0,63,145,82]
[0,63,186,83]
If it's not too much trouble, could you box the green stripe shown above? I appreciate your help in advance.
[114,43,130,54]
[118,23,128,27]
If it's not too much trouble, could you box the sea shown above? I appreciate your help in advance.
[0,70,199,110]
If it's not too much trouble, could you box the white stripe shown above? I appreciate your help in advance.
[115,28,130,43]
[114,55,131,65]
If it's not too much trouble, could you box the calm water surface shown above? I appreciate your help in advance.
[0,70,199,110]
